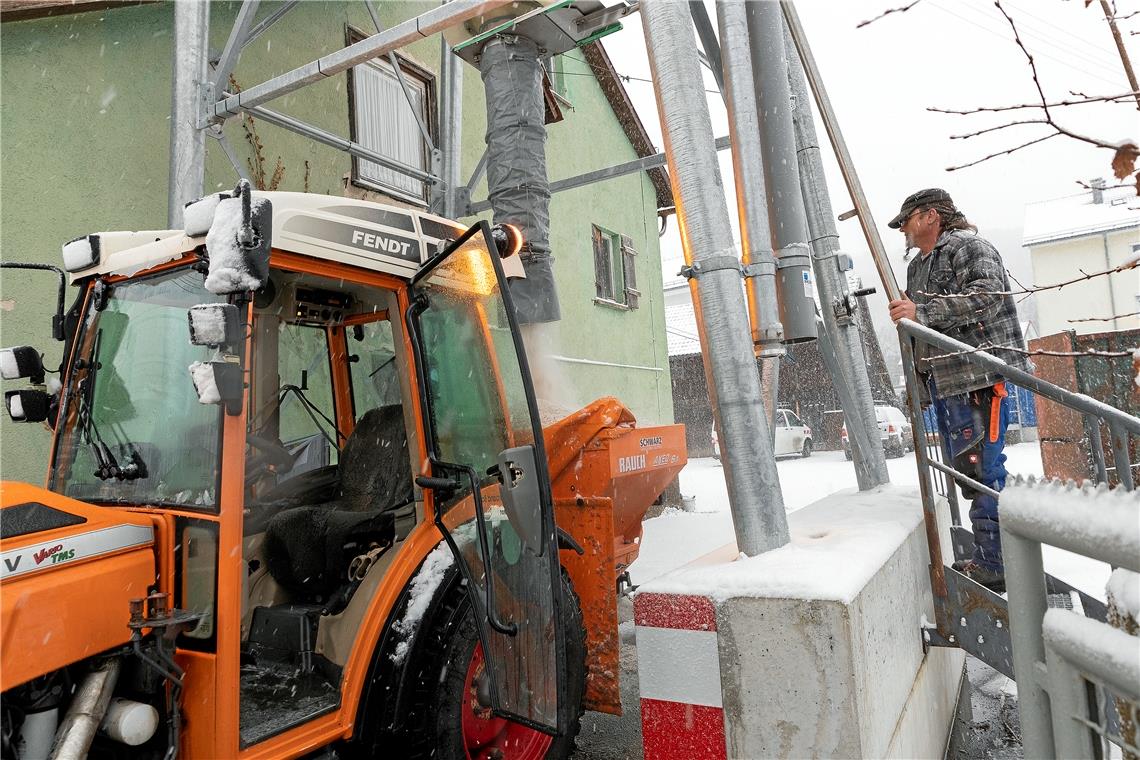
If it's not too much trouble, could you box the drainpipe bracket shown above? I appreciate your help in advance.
[680,255,742,280]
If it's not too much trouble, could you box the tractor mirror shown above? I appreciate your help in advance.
[203,182,272,296]
[189,360,243,416]
[5,389,51,423]
[1,346,45,384]
[493,445,544,557]
[187,304,242,347]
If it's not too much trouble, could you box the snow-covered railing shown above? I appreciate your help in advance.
[1001,479,1140,759]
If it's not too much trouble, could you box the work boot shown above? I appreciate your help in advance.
[952,559,1006,593]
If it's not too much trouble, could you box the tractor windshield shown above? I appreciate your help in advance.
[52,267,225,509]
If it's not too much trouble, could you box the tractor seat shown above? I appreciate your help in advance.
[263,405,414,606]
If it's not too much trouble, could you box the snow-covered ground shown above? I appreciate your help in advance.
[630,441,1115,601]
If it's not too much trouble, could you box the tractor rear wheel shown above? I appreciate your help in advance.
[420,573,586,760]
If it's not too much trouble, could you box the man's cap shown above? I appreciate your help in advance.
[888,188,954,229]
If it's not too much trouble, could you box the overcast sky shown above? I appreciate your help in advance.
[594,0,1138,339]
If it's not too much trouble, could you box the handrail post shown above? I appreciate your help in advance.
[1002,525,1055,758]
[898,329,950,634]
[1109,421,1134,490]
[1084,414,1109,484]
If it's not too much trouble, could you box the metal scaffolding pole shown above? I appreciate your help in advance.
[168,0,208,226]
[642,0,789,556]
[206,0,511,122]
[784,23,888,489]
[437,27,463,218]
[780,1,900,302]
[746,1,816,344]
[716,0,785,431]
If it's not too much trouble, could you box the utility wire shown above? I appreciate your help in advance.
[927,1,1129,90]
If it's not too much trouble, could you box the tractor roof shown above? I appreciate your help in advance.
[67,192,469,284]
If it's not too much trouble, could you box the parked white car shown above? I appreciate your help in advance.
[711,408,813,459]
[841,405,912,459]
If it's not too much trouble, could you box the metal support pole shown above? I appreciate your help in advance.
[643,0,789,556]
[437,24,463,218]
[689,1,724,94]
[900,335,950,635]
[169,0,209,227]
[209,128,251,182]
[208,1,512,120]
[242,0,299,50]
[212,0,260,92]
[780,0,900,302]
[785,22,888,488]
[1109,422,1134,490]
[364,1,436,150]
[716,0,784,429]
[244,104,437,183]
[747,1,816,344]
[1002,527,1055,758]
[1085,414,1109,483]
[466,136,733,216]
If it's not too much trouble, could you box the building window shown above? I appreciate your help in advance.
[592,224,639,309]
[347,29,435,205]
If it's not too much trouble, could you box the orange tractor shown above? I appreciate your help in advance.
[0,184,685,759]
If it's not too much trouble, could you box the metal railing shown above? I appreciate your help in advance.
[1002,481,1140,758]
[896,318,1140,757]
[893,316,1135,647]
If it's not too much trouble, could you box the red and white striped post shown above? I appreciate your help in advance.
[634,592,727,759]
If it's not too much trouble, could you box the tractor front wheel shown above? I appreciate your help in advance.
[425,574,586,760]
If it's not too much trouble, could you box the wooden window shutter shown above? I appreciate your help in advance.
[620,234,640,309]
[592,225,613,300]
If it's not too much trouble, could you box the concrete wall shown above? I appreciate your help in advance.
[635,486,966,758]
[0,2,672,481]
[1027,227,1140,337]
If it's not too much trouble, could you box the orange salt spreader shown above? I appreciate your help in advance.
[544,397,687,710]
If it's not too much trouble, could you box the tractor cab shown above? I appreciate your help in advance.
[3,188,574,756]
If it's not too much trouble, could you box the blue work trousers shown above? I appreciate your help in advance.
[928,379,1011,571]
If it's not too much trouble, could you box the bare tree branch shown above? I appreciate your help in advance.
[1068,311,1140,323]
[946,133,1060,171]
[925,343,1135,362]
[856,1,924,29]
[930,91,1140,114]
[915,259,1138,299]
[948,118,1048,140]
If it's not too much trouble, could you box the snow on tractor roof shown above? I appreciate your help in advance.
[64,192,469,284]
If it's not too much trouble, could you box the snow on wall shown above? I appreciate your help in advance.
[1107,569,1140,627]
[639,484,924,604]
[1000,477,1140,569]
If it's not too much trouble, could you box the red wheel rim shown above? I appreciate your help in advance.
[461,643,553,760]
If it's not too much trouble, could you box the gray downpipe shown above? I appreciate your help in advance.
[746,1,816,344]
[168,0,209,227]
[716,0,786,429]
[438,32,463,220]
[785,23,889,489]
[479,36,559,323]
[48,658,121,760]
[642,0,789,555]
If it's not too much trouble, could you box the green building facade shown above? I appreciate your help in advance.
[0,1,674,482]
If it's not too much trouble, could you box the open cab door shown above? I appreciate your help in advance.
[406,222,566,735]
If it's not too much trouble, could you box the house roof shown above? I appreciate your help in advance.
[580,41,674,215]
[1022,183,1140,247]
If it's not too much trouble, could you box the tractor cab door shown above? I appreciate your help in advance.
[407,223,565,735]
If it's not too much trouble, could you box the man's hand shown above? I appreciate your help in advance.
[888,296,917,323]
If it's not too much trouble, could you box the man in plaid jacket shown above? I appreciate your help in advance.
[887,188,1031,592]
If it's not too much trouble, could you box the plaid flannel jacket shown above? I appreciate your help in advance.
[906,229,1032,400]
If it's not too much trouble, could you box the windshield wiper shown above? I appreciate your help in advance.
[76,329,148,481]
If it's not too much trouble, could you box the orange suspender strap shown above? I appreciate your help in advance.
[989,381,1008,442]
